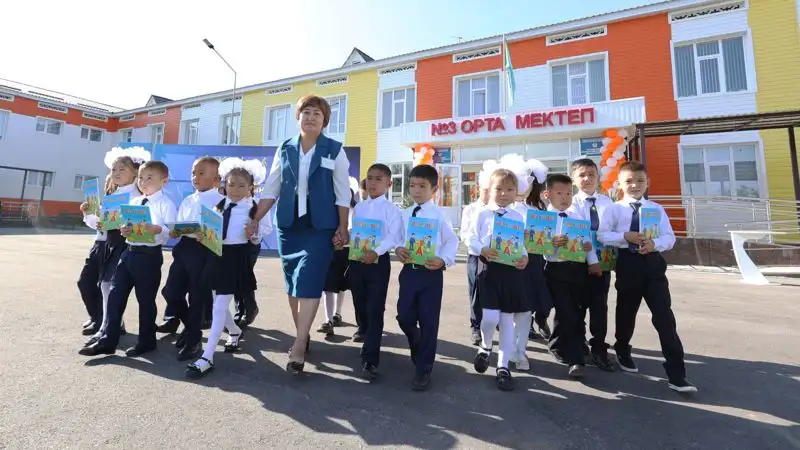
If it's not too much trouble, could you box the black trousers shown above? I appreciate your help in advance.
[579,271,611,353]
[349,254,391,366]
[614,250,686,380]
[103,246,163,348]
[545,261,587,366]
[77,239,104,323]
[161,238,215,346]
[467,255,482,331]
[396,265,443,375]
[234,242,261,321]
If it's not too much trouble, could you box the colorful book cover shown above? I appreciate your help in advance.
[406,217,439,265]
[200,205,223,256]
[120,204,155,244]
[82,178,101,216]
[557,217,591,263]
[591,231,617,271]
[524,210,558,255]
[349,218,383,263]
[492,215,525,266]
[639,207,661,241]
[100,192,130,230]
[167,221,201,237]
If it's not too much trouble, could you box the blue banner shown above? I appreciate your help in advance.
[580,138,604,157]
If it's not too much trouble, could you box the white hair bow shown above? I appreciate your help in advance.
[526,158,549,184]
[219,157,268,185]
[104,146,151,169]
[498,153,531,194]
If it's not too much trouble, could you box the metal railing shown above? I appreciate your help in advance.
[0,201,38,224]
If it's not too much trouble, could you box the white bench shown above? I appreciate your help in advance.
[729,230,788,285]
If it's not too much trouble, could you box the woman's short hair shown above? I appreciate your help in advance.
[295,94,331,127]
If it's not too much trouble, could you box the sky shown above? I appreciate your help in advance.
[0,0,662,110]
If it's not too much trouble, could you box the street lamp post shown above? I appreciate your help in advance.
[203,38,238,145]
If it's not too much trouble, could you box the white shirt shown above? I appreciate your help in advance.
[572,190,613,231]
[597,196,675,253]
[262,140,352,217]
[83,183,140,241]
[468,203,526,256]
[399,199,459,267]
[545,204,598,264]
[219,197,273,245]
[176,189,225,240]
[459,200,487,255]
[128,190,177,247]
[351,195,402,256]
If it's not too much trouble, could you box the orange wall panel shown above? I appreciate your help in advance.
[111,108,182,144]
[0,96,115,130]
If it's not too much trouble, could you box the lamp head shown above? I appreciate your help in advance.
[203,38,214,49]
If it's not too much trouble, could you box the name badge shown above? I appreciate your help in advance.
[321,157,335,170]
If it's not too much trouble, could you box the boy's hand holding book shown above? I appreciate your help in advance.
[582,241,592,252]
[514,254,529,270]
[480,247,499,261]
[425,257,444,271]
[624,232,645,246]
[79,202,89,214]
[144,224,162,235]
[361,250,378,264]
[638,239,655,255]
[120,226,132,237]
[552,235,568,247]
[395,247,411,263]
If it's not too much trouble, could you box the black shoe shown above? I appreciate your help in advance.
[224,333,242,353]
[156,318,180,334]
[83,334,101,347]
[668,378,698,393]
[411,372,431,391]
[286,360,305,375]
[470,329,481,346]
[568,364,586,378]
[175,330,187,349]
[616,353,638,373]
[332,313,343,327]
[317,321,334,337]
[473,349,490,374]
[186,357,214,379]
[176,342,200,361]
[536,319,552,340]
[528,327,542,341]
[496,367,514,391]
[243,306,259,326]
[79,340,116,356]
[125,343,156,357]
[591,350,615,372]
[361,362,378,381]
[352,331,364,343]
[81,322,99,335]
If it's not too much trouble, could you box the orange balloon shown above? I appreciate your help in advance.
[612,136,624,146]
[603,129,618,139]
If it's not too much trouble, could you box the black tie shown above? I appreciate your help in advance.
[222,202,237,240]
[558,212,567,218]
[588,198,599,231]
[496,208,506,217]
[629,202,641,252]
[141,198,149,206]
[412,205,421,217]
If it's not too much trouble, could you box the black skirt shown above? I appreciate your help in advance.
[323,247,350,293]
[524,253,553,314]
[475,258,531,313]
[213,243,258,295]
[100,230,126,282]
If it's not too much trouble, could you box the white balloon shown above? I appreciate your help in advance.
[618,129,629,139]
[600,166,612,175]
[602,138,612,146]
[613,150,624,159]
[607,158,617,167]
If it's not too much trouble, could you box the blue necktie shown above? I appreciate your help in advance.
[629,202,641,252]
[141,198,149,206]
[587,198,599,231]
[412,205,421,217]
[222,202,237,240]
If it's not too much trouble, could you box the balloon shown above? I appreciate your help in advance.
[602,138,612,146]
[613,150,624,159]
[600,166,611,175]
[618,129,629,139]
[612,136,624,146]
[603,129,618,139]
[607,158,617,167]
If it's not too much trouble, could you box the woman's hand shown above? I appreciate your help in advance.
[333,226,349,247]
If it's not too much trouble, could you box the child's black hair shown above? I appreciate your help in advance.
[525,178,546,210]
[569,158,598,174]
[368,163,392,178]
[217,167,258,219]
[545,173,573,190]
[408,164,438,188]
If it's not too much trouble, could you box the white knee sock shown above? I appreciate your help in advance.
[199,294,239,364]
[335,292,345,315]
[513,311,532,357]
[97,281,112,335]
[480,309,500,351]
[497,313,515,369]
[323,292,335,322]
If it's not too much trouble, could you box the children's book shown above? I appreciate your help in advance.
[82,178,101,216]
[639,207,661,241]
[120,204,155,244]
[557,217,591,263]
[167,221,202,237]
[406,217,439,265]
[524,210,558,256]
[200,205,223,256]
[591,231,617,271]
[99,192,130,231]
[492,215,525,266]
[349,218,383,263]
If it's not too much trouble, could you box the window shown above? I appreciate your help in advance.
[35,117,62,135]
[381,87,416,129]
[221,113,240,145]
[151,124,164,145]
[182,119,199,145]
[267,105,291,141]
[80,127,103,142]
[325,96,347,134]
[120,129,133,144]
[456,74,500,117]
[682,144,760,198]
[674,37,748,98]
[551,57,607,107]
[0,110,8,140]
[74,174,97,190]
[27,171,54,187]
[389,162,413,204]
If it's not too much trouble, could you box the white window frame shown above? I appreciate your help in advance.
[74,174,97,190]
[27,171,54,188]
[379,86,416,129]
[0,109,9,140]
[80,126,104,143]
[35,117,63,136]
[388,162,413,204]
[119,128,133,144]
[453,70,503,118]
[264,104,292,143]
[324,95,347,135]
[548,51,610,107]
[182,119,199,145]
[220,113,241,145]
[150,123,165,145]
[678,141,765,199]
[671,34,752,99]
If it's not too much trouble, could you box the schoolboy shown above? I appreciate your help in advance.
[459,172,490,346]
[348,163,402,381]
[570,158,614,371]
[80,161,177,357]
[542,173,601,379]
[156,157,223,361]
[597,161,696,393]
[395,164,458,391]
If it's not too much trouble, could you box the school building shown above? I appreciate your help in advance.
[1,0,798,230]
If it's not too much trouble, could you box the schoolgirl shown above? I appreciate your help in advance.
[186,158,271,379]
[469,165,530,391]
[77,173,111,335]
[83,147,149,347]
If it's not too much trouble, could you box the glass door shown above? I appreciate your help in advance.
[436,164,462,226]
